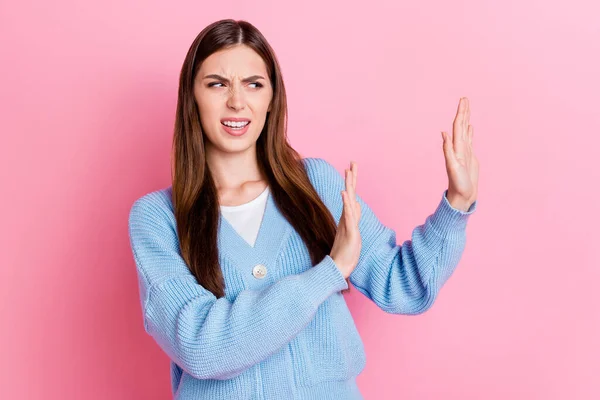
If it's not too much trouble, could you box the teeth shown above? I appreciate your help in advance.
[222,121,249,128]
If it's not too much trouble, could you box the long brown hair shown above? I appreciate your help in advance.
[171,19,350,298]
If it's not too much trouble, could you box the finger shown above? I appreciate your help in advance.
[462,97,469,139]
[342,190,355,229]
[340,190,347,228]
[350,162,359,217]
[442,131,457,165]
[348,166,360,225]
[346,168,356,212]
[349,167,361,226]
[352,162,361,223]
[345,168,350,195]
[453,98,466,143]
[346,164,356,196]
[468,124,473,146]
[453,99,468,161]
[347,170,357,222]
[465,98,470,134]
[351,161,357,190]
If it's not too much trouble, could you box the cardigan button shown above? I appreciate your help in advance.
[252,264,267,279]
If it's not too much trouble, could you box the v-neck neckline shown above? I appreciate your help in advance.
[219,187,271,251]
[217,188,291,270]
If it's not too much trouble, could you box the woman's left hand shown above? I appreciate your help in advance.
[441,97,479,212]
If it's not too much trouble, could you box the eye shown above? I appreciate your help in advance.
[207,82,224,88]
[207,81,263,89]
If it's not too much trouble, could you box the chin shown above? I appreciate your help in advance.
[218,138,258,154]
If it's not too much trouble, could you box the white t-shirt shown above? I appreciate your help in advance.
[219,186,270,248]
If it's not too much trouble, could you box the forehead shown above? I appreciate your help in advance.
[199,45,268,77]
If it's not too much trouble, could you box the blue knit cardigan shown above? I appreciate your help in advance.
[127,157,477,399]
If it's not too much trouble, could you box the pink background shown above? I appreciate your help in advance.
[2,0,599,398]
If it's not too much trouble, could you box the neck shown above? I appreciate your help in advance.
[205,143,264,191]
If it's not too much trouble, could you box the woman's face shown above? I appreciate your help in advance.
[194,44,273,155]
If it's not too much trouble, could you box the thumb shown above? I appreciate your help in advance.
[441,131,456,165]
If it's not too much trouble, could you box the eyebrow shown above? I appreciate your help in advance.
[202,74,266,83]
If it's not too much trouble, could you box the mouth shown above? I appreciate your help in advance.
[221,119,251,136]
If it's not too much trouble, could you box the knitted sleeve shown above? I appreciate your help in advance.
[310,158,477,315]
[127,194,348,381]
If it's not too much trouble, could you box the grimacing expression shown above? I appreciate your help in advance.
[194,45,273,154]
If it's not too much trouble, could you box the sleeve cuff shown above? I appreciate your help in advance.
[427,190,477,238]
[300,255,349,310]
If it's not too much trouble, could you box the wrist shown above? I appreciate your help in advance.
[330,256,349,279]
[446,192,473,212]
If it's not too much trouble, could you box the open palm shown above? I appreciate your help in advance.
[442,97,479,211]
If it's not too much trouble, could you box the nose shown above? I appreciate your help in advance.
[226,85,246,111]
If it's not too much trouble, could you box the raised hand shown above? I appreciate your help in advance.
[442,97,479,211]
[330,161,362,279]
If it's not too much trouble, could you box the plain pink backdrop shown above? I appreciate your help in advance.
[1,0,599,399]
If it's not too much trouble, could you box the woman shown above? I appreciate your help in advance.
[128,19,478,400]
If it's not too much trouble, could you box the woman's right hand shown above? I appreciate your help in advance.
[330,161,362,280]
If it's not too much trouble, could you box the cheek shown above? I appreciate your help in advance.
[197,100,220,124]
[251,95,273,114]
